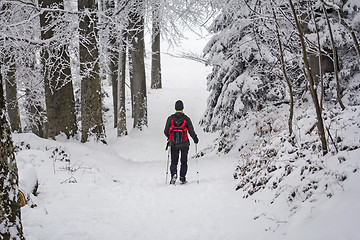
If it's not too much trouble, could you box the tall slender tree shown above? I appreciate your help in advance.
[78,0,105,142]
[309,1,325,111]
[105,0,119,128]
[289,0,328,155]
[128,47,134,118]
[128,0,147,129]
[39,0,77,139]
[320,0,345,110]
[151,1,162,89]
[117,30,128,136]
[272,6,294,136]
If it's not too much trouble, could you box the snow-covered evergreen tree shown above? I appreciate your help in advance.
[201,0,360,133]
[201,1,287,132]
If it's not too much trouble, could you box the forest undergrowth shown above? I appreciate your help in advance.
[201,98,359,221]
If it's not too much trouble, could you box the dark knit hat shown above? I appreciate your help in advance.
[175,100,184,111]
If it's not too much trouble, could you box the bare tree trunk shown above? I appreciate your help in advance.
[310,2,324,112]
[289,0,328,155]
[0,70,26,240]
[129,0,147,129]
[40,0,78,139]
[4,57,21,132]
[273,7,294,136]
[78,0,105,142]
[151,2,162,89]
[117,30,128,136]
[110,51,118,128]
[128,47,134,118]
[321,0,345,110]
[106,0,118,128]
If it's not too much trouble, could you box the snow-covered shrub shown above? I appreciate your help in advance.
[50,147,71,163]
[230,102,360,216]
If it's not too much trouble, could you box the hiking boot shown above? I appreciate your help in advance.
[180,176,186,184]
[170,174,177,185]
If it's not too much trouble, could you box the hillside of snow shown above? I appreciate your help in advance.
[14,35,360,240]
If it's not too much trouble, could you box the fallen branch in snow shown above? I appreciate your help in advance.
[61,176,77,184]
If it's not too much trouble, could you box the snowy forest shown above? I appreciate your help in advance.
[1,0,359,239]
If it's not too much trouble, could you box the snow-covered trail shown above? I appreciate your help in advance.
[22,152,256,240]
[19,42,266,240]
[16,33,360,240]
[91,51,260,239]
[83,154,254,240]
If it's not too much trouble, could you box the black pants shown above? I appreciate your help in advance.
[170,146,189,178]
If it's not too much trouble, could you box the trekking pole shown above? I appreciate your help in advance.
[195,144,199,184]
[165,141,170,185]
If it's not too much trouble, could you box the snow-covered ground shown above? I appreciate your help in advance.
[14,34,360,240]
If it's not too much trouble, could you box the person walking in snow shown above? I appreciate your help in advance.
[164,100,199,184]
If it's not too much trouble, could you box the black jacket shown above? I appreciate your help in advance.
[164,112,198,148]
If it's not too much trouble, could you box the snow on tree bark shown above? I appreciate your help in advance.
[78,0,105,142]
[320,0,345,111]
[4,56,21,133]
[289,0,328,155]
[105,0,119,129]
[128,0,148,130]
[0,69,25,240]
[40,0,78,139]
[151,2,162,89]
[117,30,128,137]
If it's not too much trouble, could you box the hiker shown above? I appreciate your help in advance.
[164,100,199,184]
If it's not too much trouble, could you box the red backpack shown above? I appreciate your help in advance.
[169,117,188,144]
